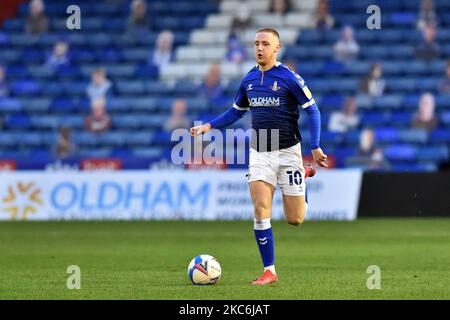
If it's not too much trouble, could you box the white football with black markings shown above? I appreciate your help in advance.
[187,254,222,285]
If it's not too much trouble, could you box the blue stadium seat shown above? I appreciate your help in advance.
[77,148,113,158]
[134,64,159,79]
[320,131,344,145]
[61,81,88,96]
[30,115,59,130]
[389,12,417,25]
[108,98,130,112]
[402,95,420,109]
[112,115,144,129]
[55,65,83,79]
[0,48,20,64]
[384,144,417,161]
[19,132,43,147]
[115,80,146,95]
[128,97,158,111]
[21,49,46,63]
[0,132,21,147]
[0,97,22,112]
[416,146,449,161]
[441,111,450,125]
[387,78,416,92]
[106,64,136,78]
[40,82,64,96]
[133,148,163,158]
[71,49,96,63]
[20,98,51,112]
[122,49,151,63]
[319,95,344,110]
[124,131,154,145]
[186,97,208,112]
[72,132,100,147]
[390,163,436,172]
[11,79,40,96]
[342,131,360,145]
[146,81,173,95]
[297,62,323,76]
[375,127,400,143]
[361,112,388,126]
[83,32,112,50]
[173,80,199,95]
[430,129,450,143]
[28,65,55,79]
[60,115,84,129]
[5,114,31,129]
[50,98,76,112]
[390,112,412,127]
[95,48,122,63]
[96,132,127,147]
[153,131,173,146]
[398,129,428,144]
[372,95,403,109]
[435,95,450,109]
[7,65,29,78]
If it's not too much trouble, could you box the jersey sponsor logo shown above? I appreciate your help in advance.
[248,96,280,107]
[247,84,253,91]
[271,81,281,91]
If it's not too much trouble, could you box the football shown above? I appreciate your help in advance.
[187,254,222,285]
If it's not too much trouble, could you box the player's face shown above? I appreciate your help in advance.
[254,32,280,67]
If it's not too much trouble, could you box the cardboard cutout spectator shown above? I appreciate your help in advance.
[85,97,112,133]
[26,0,49,36]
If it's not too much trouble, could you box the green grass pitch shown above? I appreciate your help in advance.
[0,218,449,299]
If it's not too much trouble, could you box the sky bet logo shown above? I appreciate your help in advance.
[1,182,43,220]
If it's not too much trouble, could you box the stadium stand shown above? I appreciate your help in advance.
[0,0,449,171]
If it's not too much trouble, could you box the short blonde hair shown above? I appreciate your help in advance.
[256,28,280,40]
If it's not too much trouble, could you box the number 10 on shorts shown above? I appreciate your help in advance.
[286,170,302,186]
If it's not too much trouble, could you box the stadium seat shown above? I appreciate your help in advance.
[384,144,417,161]
[0,98,22,112]
[376,128,400,143]
[430,129,450,143]
[398,129,428,144]
[1,0,448,171]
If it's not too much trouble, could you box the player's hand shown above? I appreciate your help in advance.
[311,147,328,168]
[189,123,211,137]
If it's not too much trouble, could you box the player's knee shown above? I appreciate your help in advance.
[287,216,304,226]
[287,209,305,226]
[254,201,271,219]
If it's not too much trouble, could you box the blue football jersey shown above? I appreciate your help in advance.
[233,62,317,151]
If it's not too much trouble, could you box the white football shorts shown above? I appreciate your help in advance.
[247,143,306,196]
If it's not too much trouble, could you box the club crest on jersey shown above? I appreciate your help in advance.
[247,84,253,91]
[271,81,281,91]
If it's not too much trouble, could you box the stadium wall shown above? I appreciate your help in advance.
[0,169,362,221]
[2,169,447,221]
[358,172,450,217]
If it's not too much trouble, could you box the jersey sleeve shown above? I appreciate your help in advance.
[233,80,250,111]
[287,72,316,109]
[287,71,322,150]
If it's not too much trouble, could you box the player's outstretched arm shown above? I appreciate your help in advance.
[304,104,328,168]
[190,104,247,137]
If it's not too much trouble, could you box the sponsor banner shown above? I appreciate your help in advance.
[0,169,362,221]
[81,158,122,171]
[0,160,16,171]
